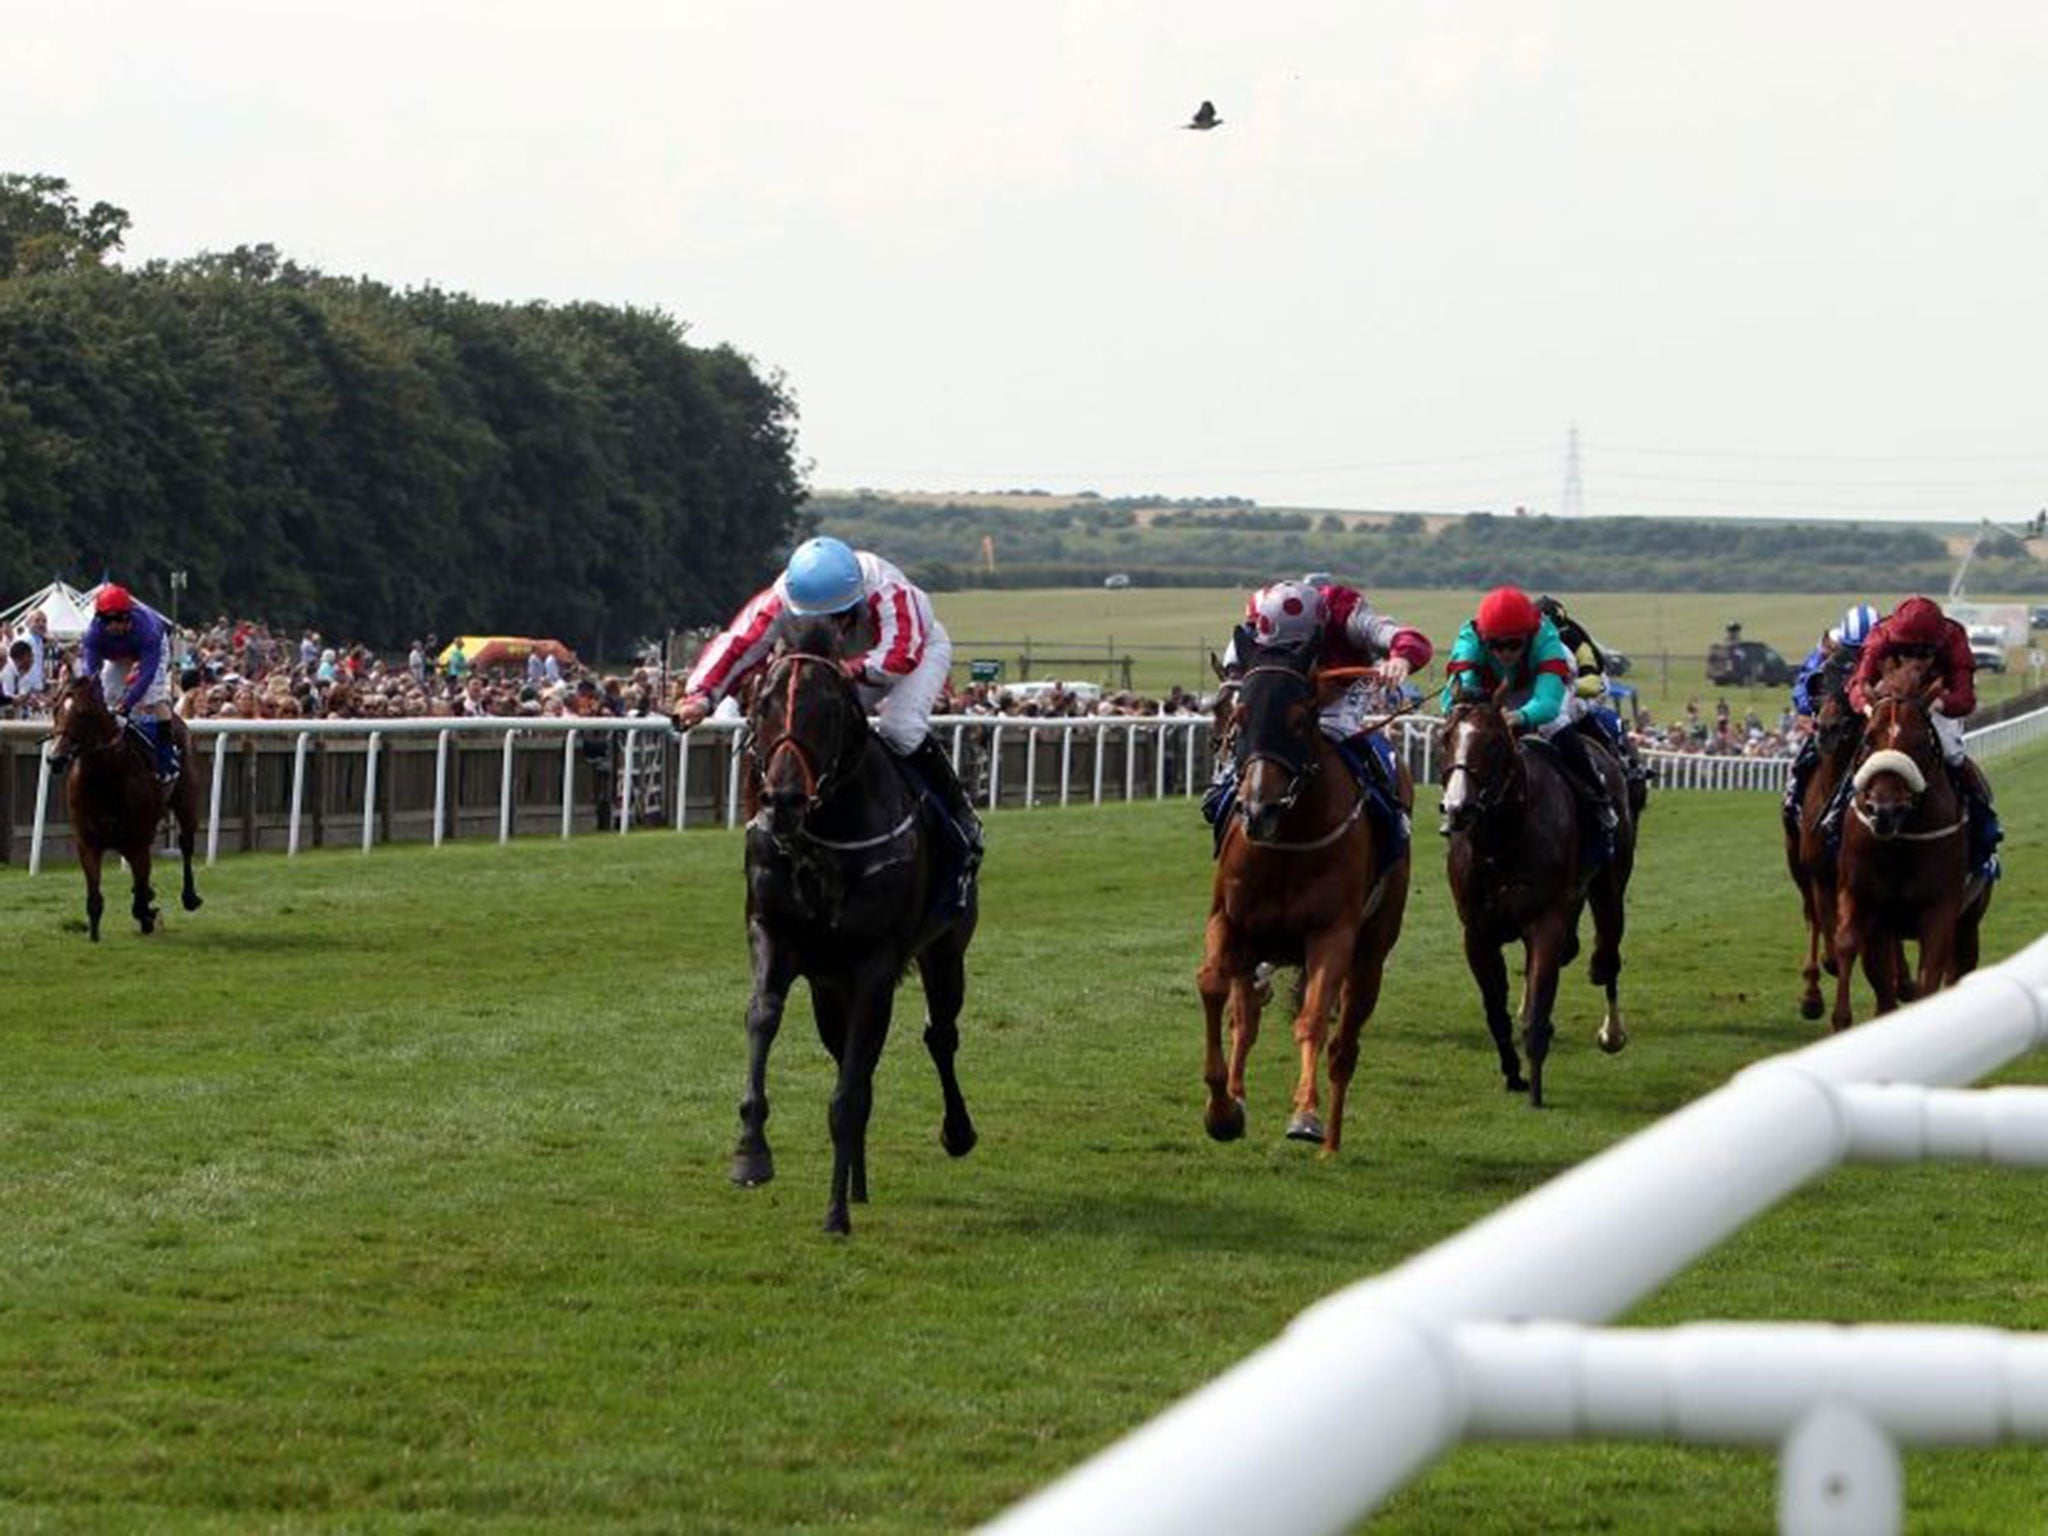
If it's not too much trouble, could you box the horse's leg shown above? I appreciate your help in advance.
[1829,900,1864,1032]
[1285,923,1357,1144]
[1463,923,1526,1094]
[732,921,798,1188]
[1588,868,1629,1056]
[1324,874,1408,1156]
[916,930,978,1160]
[1953,887,1987,984]
[1915,900,1959,1001]
[1523,917,1567,1109]
[1860,936,1901,1017]
[824,960,899,1235]
[176,778,202,912]
[1195,912,1247,1141]
[78,842,106,943]
[127,842,158,935]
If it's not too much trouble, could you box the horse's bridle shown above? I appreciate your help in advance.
[1852,691,1965,843]
[749,650,863,819]
[1440,704,1520,821]
[1233,661,1320,820]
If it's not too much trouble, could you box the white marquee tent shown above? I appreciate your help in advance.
[1,579,169,641]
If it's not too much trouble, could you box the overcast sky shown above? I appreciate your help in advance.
[7,1,2047,523]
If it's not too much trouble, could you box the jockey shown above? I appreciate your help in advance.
[1842,594,2001,874]
[1205,576,1432,843]
[1533,593,1649,795]
[80,584,180,783]
[675,535,982,869]
[1782,602,1878,831]
[1441,585,1618,851]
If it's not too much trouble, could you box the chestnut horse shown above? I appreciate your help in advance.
[1438,694,1635,1108]
[1828,660,1993,1030]
[1196,639,1411,1154]
[1785,649,1866,1020]
[50,674,202,941]
[730,617,977,1235]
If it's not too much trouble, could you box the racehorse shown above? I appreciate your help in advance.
[1438,692,1635,1108]
[1785,649,1867,1020]
[50,673,202,941]
[1828,659,1992,1030]
[1195,638,1411,1154]
[730,616,978,1235]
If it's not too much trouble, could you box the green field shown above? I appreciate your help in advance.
[2,757,2045,1532]
[938,586,2048,720]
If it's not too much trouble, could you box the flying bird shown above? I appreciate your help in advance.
[1184,100,1221,131]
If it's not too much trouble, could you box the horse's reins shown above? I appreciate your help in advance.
[751,651,917,858]
[1235,665,1414,850]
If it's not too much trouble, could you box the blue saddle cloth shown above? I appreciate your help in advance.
[1203,732,1408,876]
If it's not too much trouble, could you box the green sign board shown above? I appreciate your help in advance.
[969,658,1003,683]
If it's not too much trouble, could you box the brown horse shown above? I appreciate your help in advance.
[1785,651,1866,1020]
[1196,641,1411,1154]
[1438,695,1635,1108]
[50,674,203,940]
[1828,661,1992,1030]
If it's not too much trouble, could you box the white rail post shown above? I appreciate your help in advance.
[674,730,691,830]
[361,730,382,853]
[951,722,964,772]
[988,725,1004,809]
[28,741,52,875]
[617,728,638,834]
[1024,728,1039,810]
[286,732,310,856]
[1155,721,1169,800]
[1092,724,1107,806]
[498,729,518,844]
[725,733,742,828]
[1185,722,1200,797]
[1060,726,1075,808]
[433,729,451,847]
[561,731,579,838]
[1779,1405,1901,1536]
[1124,722,1138,802]
[206,731,230,865]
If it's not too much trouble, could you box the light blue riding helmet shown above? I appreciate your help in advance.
[1836,603,1880,649]
[783,536,866,615]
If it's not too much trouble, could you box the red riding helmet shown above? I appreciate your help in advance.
[94,584,134,616]
[1888,595,1946,648]
[1475,586,1540,641]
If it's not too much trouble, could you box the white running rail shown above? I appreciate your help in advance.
[983,936,2048,1536]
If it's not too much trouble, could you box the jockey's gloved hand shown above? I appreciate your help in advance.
[1503,709,1526,731]
[674,694,710,729]
[1379,656,1411,689]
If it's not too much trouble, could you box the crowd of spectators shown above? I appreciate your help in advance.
[0,609,1802,760]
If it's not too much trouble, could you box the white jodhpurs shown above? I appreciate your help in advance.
[866,621,953,756]
[100,655,171,713]
[1933,709,1966,766]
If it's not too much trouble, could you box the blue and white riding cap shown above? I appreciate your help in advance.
[1831,603,1880,649]
[784,536,866,615]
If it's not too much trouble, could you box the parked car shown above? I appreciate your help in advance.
[1705,623,1794,687]
[1103,573,1131,590]
[1968,625,2008,673]
[2029,604,2048,631]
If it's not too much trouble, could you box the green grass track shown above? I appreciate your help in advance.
[2,753,2045,1533]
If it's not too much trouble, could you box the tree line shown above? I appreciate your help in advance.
[0,174,805,655]
[805,494,2048,596]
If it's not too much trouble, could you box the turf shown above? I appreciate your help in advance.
[0,749,2043,1533]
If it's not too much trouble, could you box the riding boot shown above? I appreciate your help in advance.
[1783,737,1818,835]
[1344,730,1410,845]
[1951,756,2003,878]
[906,735,984,866]
[1549,724,1618,855]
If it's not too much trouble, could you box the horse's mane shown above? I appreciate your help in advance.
[782,615,845,662]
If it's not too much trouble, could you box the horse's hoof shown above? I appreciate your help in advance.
[730,1152,775,1188]
[1504,1074,1529,1094]
[1596,1025,1629,1056]
[183,892,203,912]
[1284,1111,1325,1144]
[1799,996,1824,1022]
[940,1119,977,1159]
[822,1207,852,1236]
[1204,1098,1247,1142]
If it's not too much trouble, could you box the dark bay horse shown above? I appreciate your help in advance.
[1785,650,1865,1020]
[51,674,202,940]
[1196,641,1411,1154]
[731,617,977,1235]
[1438,695,1635,1108]
[1828,662,1992,1030]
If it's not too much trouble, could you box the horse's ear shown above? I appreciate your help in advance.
[1208,650,1226,682]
